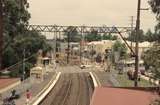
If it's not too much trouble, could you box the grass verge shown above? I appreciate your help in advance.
[116,72,155,87]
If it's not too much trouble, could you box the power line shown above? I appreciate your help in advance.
[1,53,37,71]
[130,16,135,49]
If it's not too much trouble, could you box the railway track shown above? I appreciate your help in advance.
[39,73,94,105]
[50,74,72,105]
[75,73,82,105]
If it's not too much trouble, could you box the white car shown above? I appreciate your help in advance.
[80,64,92,69]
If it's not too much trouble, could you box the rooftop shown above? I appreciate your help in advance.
[90,87,159,105]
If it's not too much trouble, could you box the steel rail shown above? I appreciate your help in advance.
[59,78,72,105]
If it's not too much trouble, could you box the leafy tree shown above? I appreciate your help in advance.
[142,0,160,80]
[149,0,160,19]
[3,46,18,67]
[64,26,81,42]
[127,29,158,42]
[137,31,142,41]
[149,0,160,42]
[127,30,145,42]
[3,0,30,51]
[143,44,160,79]
[112,35,118,40]
[2,0,52,78]
[127,30,136,42]
[113,41,127,53]
[144,29,158,42]
[112,41,127,59]
[3,30,52,77]
[102,33,117,40]
[85,30,101,42]
[85,30,116,41]
[145,29,153,42]
[2,0,31,68]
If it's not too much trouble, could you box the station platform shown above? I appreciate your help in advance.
[0,78,20,93]
[90,87,159,105]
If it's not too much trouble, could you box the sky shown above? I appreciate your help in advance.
[28,0,157,32]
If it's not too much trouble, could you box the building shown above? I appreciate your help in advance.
[86,40,115,54]
[125,41,153,59]
[86,40,153,59]
[90,87,159,105]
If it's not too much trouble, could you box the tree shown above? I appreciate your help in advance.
[64,26,81,42]
[127,30,136,42]
[143,0,160,79]
[3,30,52,77]
[112,41,127,60]
[2,0,31,68]
[147,1,160,102]
[3,0,30,51]
[143,44,160,79]
[127,30,145,42]
[2,0,52,78]
[149,0,160,42]
[145,29,156,42]
[85,30,101,42]
[102,33,117,40]
[149,0,160,18]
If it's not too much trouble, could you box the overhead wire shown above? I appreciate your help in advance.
[1,52,38,71]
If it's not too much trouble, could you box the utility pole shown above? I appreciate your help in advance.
[67,32,70,64]
[55,31,58,53]
[22,49,26,81]
[0,0,3,70]
[80,33,82,64]
[91,44,94,63]
[80,27,84,64]
[130,16,134,49]
[134,0,141,87]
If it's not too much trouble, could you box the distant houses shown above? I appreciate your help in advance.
[46,39,153,61]
[86,40,153,59]
[86,40,115,54]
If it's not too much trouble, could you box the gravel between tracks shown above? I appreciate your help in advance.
[39,73,93,105]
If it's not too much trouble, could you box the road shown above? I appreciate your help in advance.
[39,73,94,105]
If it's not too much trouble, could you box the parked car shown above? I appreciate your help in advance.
[139,69,145,75]
[80,65,86,69]
[80,64,92,69]
[139,66,146,75]
[127,70,141,81]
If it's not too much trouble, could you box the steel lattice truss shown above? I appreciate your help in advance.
[27,25,133,33]
[27,24,135,54]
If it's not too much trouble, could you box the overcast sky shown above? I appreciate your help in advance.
[28,0,157,32]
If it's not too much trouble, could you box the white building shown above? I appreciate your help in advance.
[86,40,153,59]
[86,40,115,54]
